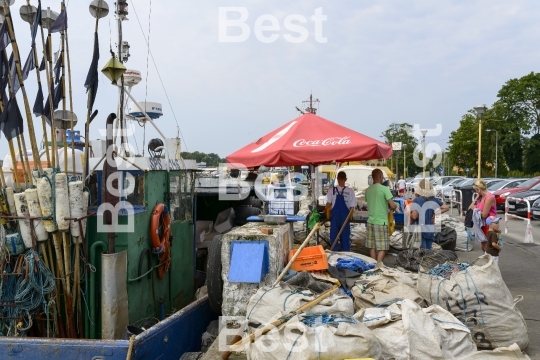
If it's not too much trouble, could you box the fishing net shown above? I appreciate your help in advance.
[396,249,458,273]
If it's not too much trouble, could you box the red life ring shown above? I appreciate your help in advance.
[150,203,170,252]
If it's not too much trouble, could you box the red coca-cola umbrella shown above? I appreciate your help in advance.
[226,113,392,168]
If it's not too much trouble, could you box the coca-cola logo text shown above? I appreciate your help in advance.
[293,136,351,147]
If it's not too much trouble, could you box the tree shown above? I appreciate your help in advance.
[381,123,420,178]
[181,151,226,167]
[525,134,540,174]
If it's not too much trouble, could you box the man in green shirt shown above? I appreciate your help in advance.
[365,169,397,262]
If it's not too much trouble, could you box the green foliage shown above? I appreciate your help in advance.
[524,134,540,174]
[181,151,226,167]
[380,123,420,177]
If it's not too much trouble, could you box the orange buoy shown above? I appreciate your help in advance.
[150,203,170,253]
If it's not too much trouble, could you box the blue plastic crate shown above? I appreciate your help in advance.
[228,241,269,283]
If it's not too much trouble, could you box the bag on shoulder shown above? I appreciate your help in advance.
[464,208,473,228]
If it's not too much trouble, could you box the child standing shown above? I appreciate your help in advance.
[486,216,502,264]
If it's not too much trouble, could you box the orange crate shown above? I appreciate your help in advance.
[288,245,328,272]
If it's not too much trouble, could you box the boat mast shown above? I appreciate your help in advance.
[115,0,128,156]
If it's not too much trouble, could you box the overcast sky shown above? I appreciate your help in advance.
[3,0,540,161]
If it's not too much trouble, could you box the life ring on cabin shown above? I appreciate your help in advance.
[150,203,170,253]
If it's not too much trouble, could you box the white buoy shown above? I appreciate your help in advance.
[14,193,33,248]
[37,169,57,233]
[25,189,48,242]
[55,173,71,231]
[5,187,16,216]
[82,191,89,238]
[69,181,84,241]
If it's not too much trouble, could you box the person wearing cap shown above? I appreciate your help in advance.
[409,179,449,249]
[365,168,397,261]
[468,179,497,253]
[485,216,502,264]
[326,171,357,251]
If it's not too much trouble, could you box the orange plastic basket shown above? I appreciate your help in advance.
[288,245,328,272]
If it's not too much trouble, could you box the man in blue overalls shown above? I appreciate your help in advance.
[326,171,357,251]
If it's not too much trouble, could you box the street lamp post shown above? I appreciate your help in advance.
[486,129,498,178]
[421,130,428,178]
[474,105,487,179]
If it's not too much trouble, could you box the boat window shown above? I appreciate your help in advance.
[123,172,145,206]
[170,171,194,222]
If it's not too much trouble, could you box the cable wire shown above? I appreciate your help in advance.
[130,1,188,152]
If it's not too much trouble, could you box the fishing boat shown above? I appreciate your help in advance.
[0,0,220,358]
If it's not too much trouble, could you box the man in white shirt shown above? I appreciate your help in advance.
[325,171,357,251]
[397,176,406,197]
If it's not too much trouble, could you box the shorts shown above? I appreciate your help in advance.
[366,223,389,251]
[399,189,405,194]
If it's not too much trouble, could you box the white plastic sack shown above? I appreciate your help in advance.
[418,255,529,351]
[456,343,531,359]
[360,300,477,360]
[248,314,382,360]
[350,224,367,246]
[437,215,474,251]
[325,250,376,267]
[352,265,424,311]
[245,282,354,328]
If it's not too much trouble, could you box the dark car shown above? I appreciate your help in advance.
[494,177,540,211]
[532,198,540,220]
[506,184,540,217]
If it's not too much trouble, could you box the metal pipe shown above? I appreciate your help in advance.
[88,240,107,339]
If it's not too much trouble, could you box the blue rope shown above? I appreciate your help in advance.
[301,313,357,328]
[375,298,403,308]
[465,268,486,325]
[283,289,311,312]
[285,332,303,360]
[246,286,279,320]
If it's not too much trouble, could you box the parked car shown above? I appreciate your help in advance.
[493,177,540,211]
[507,183,540,217]
[531,198,540,220]
[434,177,466,199]
[488,179,527,193]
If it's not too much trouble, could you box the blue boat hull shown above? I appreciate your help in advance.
[0,296,217,359]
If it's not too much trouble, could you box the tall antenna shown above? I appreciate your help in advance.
[296,93,320,115]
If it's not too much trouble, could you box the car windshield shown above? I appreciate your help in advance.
[486,180,503,190]
[488,180,508,191]
[447,178,465,186]
[530,182,540,191]
[433,178,444,186]
[517,178,537,189]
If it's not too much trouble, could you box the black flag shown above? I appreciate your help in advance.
[22,49,35,81]
[43,82,63,125]
[0,51,8,94]
[0,22,10,52]
[0,97,24,141]
[8,52,20,96]
[39,56,45,71]
[54,53,61,84]
[44,37,50,62]
[31,1,42,46]
[33,84,43,117]
[50,10,67,33]
[84,32,99,111]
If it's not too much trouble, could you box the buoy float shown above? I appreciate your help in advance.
[69,181,84,241]
[37,169,57,233]
[25,188,48,241]
[55,173,71,231]
[14,193,32,248]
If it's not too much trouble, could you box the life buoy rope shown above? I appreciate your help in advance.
[150,203,170,253]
